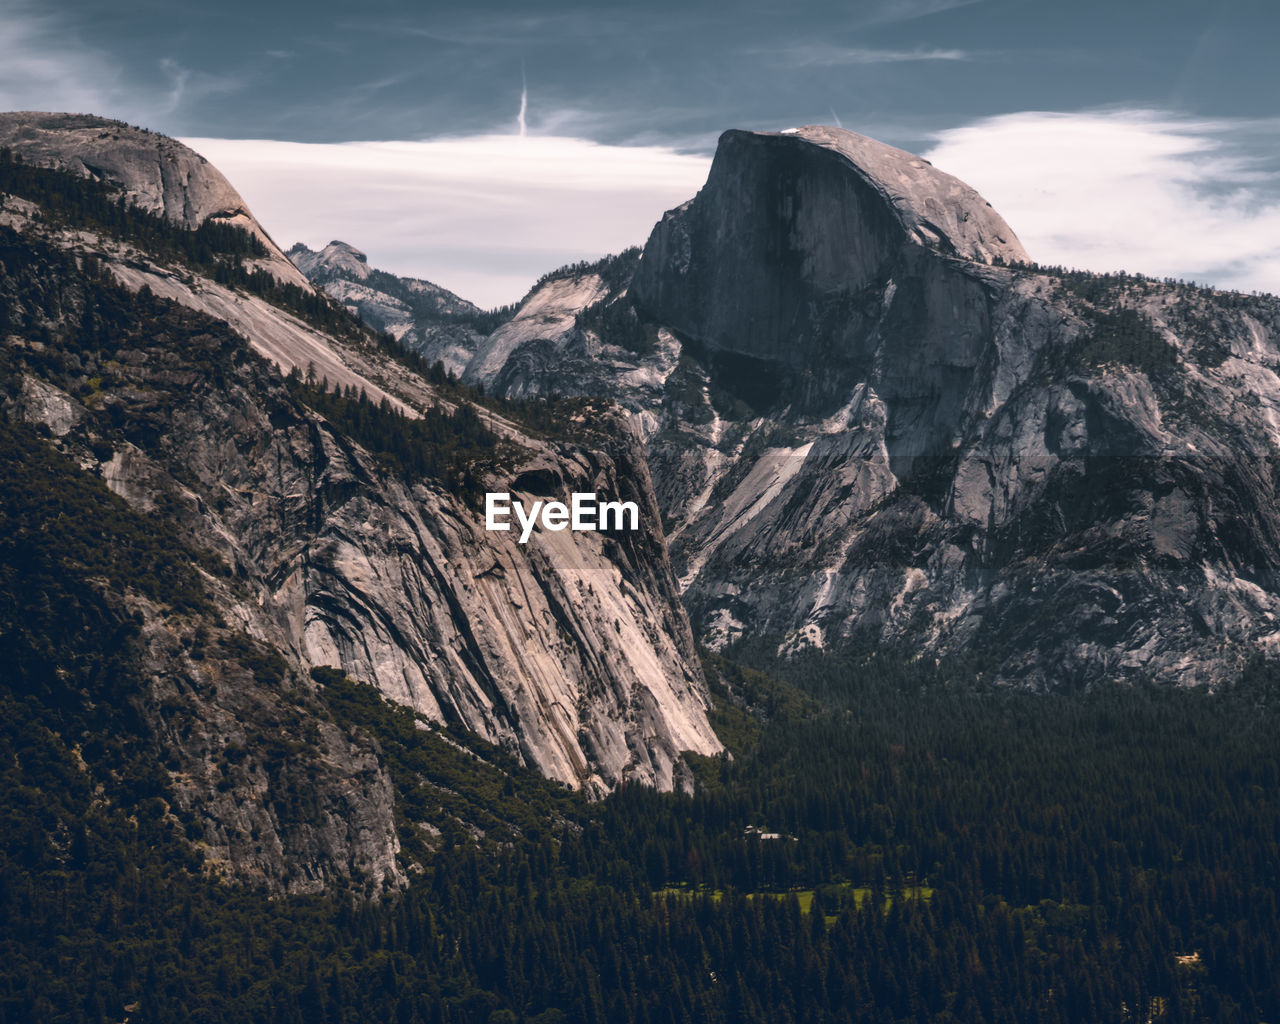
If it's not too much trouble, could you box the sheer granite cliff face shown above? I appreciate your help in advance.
[631,127,1026,438]
[471,125,1280,689]
[1,115,721,888]
[88,351,718,796]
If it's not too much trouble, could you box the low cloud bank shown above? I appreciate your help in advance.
[188,110,1280,310]
[925,109,1280,295]
[183,134,712,308]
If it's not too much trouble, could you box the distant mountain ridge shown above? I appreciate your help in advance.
[288,240,509,377]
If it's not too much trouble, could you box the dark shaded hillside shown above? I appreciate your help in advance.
[0,150,362,339]
[2,116,723,803]
[0,211,701,893]
[0,234,409,891]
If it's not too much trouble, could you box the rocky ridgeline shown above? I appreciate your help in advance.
[1,114,721,890]
[467,125,1280,689]
[288,240,495,377]
[0,111,310,289]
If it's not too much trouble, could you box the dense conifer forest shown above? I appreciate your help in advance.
[2,600,1278,1021]
[284,371,496,490]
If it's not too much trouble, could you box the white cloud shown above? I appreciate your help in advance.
[770,44,970,66]
[924,110,1280,296]
[182,134,712,308]
[186,111,1280,312]
[871,0,987,21]
[157,57,242,116]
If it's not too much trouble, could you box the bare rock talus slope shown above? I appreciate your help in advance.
[467,124,1280,688]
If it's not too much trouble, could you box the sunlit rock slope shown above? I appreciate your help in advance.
[0,113,721,887]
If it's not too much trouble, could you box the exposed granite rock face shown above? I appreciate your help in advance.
[291,239,376,284]
[469,257,684,436]
[631,127,1026,425]
[289,241,493,377]
[276,416,718,795]
[1,116,722,887]
[0,111,310,289]
[471,125,1280,690]
[73,330,718,796]
[783,126,1026,263]
[464,272,611,386]
[134,610,404,895]
[668,272,1280,689]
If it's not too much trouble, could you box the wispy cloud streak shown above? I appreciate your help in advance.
[869,0,987,22]
[518,65,528,137]
[0,4,128,117]
[0,3,243,129]
[763,44,970,67]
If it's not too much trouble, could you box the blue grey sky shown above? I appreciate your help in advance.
[7,0,1277,148]
[5,0,1279,305]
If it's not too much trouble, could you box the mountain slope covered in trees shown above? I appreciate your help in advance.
[4,640,1278,1021]
[0,116,721,896]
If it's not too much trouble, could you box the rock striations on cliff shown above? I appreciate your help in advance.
[0,113,721,891]
[469,124,1280,690]
[631,127,1025,371]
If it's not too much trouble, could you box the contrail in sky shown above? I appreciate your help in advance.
[518,65,528,137]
